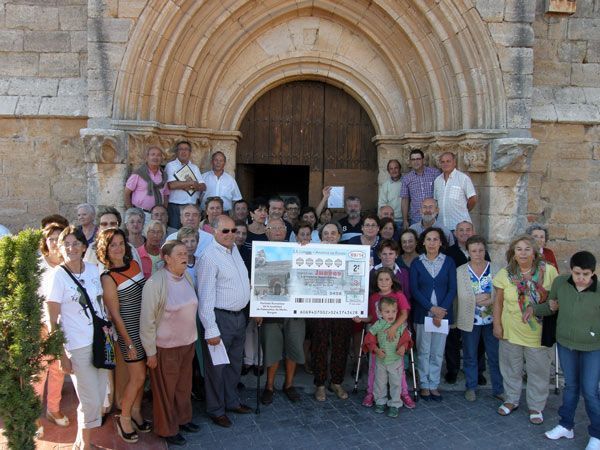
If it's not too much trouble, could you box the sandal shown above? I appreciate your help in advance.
[529,410,544,425]
[497,402,519,416]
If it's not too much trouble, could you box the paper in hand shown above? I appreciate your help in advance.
[424,316,449,335]
[328,186,344,209]
[208,340,230,365]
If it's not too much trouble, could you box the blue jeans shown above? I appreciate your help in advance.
[461,324,503,395]
[557,343,600,438]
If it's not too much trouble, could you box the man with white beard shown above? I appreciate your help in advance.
[409,198,455,246]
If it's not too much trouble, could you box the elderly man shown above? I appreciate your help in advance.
[409,198,455,246]
[166,204,214,256]
[443,220,489,385]
[150,204,177,237]
[401,149,441,228]
[197,215,252,428]
[378,159,403,227]
[201,151,242,214]
[165,140,206,229]
[284,196,301,228]
[378,205,394,220]
[339,195,363,243]
[433,152,477,231]
[268,195,292,240]
[257,218,305,405]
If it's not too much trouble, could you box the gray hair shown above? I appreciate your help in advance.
[124,207,145,226]
[526,223,549,242]
[145,219,165,236]
[76,203,95,216]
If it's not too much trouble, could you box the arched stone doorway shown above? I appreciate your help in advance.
[235,80,378,209]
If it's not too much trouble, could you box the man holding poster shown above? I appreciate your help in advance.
[250,221,370,402]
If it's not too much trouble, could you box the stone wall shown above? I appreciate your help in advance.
[0,0,88,117]
[0,118,88,231]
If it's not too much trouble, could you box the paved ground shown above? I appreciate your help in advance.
[177,367,589,450]
[1,364,590,449]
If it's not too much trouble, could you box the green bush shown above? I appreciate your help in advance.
[0,230,64,450]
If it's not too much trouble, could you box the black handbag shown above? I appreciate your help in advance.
[61,266,116,370]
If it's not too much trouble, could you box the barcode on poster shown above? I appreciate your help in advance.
[294,297,342,304]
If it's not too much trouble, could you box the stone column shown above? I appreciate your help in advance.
[80,128,128,210]
[482,137,539,262]
[373,136,404,187]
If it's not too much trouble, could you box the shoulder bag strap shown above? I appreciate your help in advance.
[60,265,99,318]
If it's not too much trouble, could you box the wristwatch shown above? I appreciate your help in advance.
[128,344,135,350]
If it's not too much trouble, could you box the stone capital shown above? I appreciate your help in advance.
[491,137,539,172]
[80,128,127,164]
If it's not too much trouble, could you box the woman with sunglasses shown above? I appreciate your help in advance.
[47,226,108,450]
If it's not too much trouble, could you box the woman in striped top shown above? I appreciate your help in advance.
[97,228,151,443]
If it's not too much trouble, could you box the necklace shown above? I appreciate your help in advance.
[520,266,532,275]
[65,260,85,283]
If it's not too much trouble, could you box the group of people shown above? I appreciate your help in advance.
[27,142,599,450]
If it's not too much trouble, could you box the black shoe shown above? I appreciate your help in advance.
[241,365,252,376]
[115,416,139,443]
[179,422,200,433]
[444,373,457,384]
[227,404,253,414]
[283,386,301,402]
[478,374,487,386]
[261,389,274,405]
[253,366,264,376]
[165,433,186,446]
[131,417,152,433]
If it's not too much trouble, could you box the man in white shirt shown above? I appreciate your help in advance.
[197,215,252,427]
[165,204,214,256]
[433,152,477,231]
[165,141,206,229]
[201,151,242,214]
[378,159,403,227]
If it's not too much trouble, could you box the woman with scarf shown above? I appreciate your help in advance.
[493,234,558,424]
[125,146,170,222]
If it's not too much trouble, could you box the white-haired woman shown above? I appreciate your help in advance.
[124,208,146,249]
[76,203,97,246]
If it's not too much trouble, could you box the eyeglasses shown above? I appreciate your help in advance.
[286,206,299,211]
[219,228,238,234]
[100,221,119,227]
[62,241,83,249]
[363,223,379,228]
[267,226,286,231]
[410,157,423,161]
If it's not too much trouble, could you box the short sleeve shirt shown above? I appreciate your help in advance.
[165,158,204,204]
[47,263,104,351]
[493,265,558,347]
[400,166,441,224]
[468,262,493,325]
[433,169,476,230]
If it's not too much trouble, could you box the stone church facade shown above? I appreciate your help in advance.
[0,0,598,267]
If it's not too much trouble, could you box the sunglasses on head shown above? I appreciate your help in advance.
[219,228,238,234]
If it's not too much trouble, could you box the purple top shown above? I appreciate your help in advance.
[400,166,441,224]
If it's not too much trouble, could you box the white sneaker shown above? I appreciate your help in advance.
[545,425,574,440]
[586,437,600,450]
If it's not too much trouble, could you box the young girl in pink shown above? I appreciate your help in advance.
[354,267,414,409]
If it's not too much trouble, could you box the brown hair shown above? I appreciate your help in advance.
[378,238,400,255]
[57,225,88,253]
[160,240,185,258]
[96,228,132,268]
[40,222,67,256]
[465,235,487,252]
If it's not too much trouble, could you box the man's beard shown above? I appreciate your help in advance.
[421,213,435,223]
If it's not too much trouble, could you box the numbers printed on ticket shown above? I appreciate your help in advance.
[250,241,370,318]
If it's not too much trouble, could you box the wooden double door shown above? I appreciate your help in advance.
[236,81,378,210]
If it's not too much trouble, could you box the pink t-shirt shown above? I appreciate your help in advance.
[156,272,198,348]
[125,169,170,211]
[367,291,410,324]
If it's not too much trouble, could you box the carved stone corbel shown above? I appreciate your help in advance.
[491,138,539,172]
[80,129,127,164]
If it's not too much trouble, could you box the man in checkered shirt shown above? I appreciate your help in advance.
[401,149,441,229]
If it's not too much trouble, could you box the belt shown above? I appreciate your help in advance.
[215,308,243,315]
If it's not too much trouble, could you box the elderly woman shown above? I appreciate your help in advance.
[97,228,150,443]
[493,234,558,424]
[138,220,165,279]
[47,226,108,450]
[124,146,169,221]
[124,208,146,249]
[200,196,224,234]
[527,223,559,270]
[140,241,200,447]
[310,222,352,401]
[399,229,419,270]
[76,203,97,246]
[527,251,600,449]
[410,227,457,401]
[456,235,503,402]
[34,222,69,429]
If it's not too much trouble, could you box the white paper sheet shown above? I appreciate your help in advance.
[328,186,345,209]
[208,340,230,365]
[424,316,449,335]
